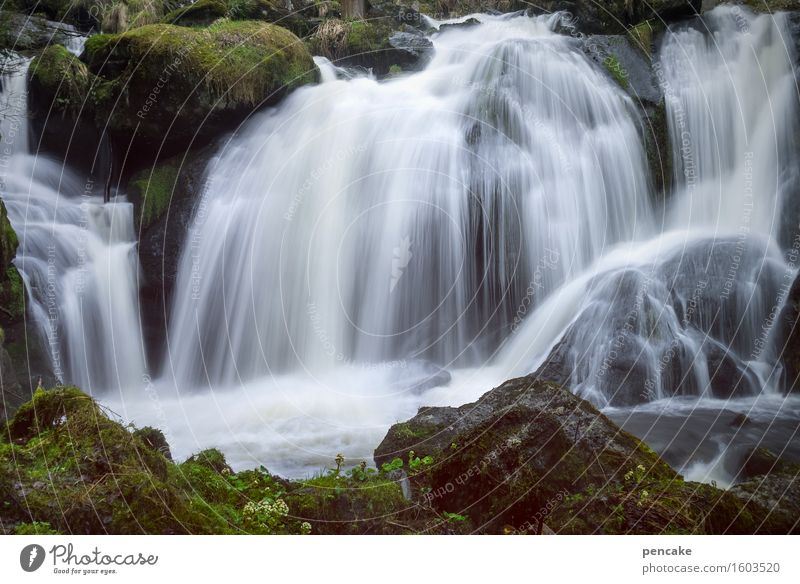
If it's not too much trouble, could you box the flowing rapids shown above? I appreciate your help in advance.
[0,58,147,397]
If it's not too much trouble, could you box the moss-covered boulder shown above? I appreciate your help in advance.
[82,20,317,151]
[29,45,93,117]
[129,159,180,231]
[375,375,796,534]
[0,200,24,328]
[0,387,312,534]
[0,199,24,422]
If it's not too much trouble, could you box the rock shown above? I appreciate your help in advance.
[227,0,318,37]
[375,374,787,533]
[310,17,430,76]
[26,44,107,176]
[388,29,434,65]
[730,472,800,534]
[163,0,228,26]
[739,447,781,479]
[778,273,800,392]
[729,413,752,428]
[0,12,84,52]
[82,21,317,157]
[534,237,784,406]
[129,146,218,369]
[531,0,701,34]
[10,0,169,32]
[28,45,92,118]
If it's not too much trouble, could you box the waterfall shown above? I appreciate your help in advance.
[165,12,653,388]
[0,59,147,395]
[501,6,799,408]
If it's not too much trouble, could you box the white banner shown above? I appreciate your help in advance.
[1,536,797,583]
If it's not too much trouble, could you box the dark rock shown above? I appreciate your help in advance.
[0,12,85,53]
[533,237,784,406]
[131,145,218,370]
[310,17,431,76]
[375,374,782,533]
[730,472,800,534]
[730,412,752,428]
[778,272,800,392]
[739,447,781,479]
[388,30,434,64]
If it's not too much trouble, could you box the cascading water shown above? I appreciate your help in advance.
[165,12,653,388]
[0,58,146,396]
[499,6,800,485]
[104,7,799,480]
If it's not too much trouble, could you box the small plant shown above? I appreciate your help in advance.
[348,460,376,481]
[334,453,345,475]
[442,511,467,522]
[380,457,404,473]
[408,450,433,471]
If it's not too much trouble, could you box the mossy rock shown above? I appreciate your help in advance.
[163,0,228,26]
[375,375,794,534]
[309,17,426,76]
[0,387,311,534]
[82,20,317,150]
[129,160,180,230]
[29,45,93,117]
[0,200,24,326]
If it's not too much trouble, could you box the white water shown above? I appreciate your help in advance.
[0,59,146,396]
[3,8,797,478]
[165,12,652,387]
[501,7,799,405]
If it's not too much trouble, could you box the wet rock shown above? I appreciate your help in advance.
[376,374,781,533]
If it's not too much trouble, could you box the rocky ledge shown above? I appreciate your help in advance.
[2,378,797,535]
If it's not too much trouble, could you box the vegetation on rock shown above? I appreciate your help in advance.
[375,376,800,534]
[129,160,180,230]
[82,20,317,148]
[29,45,93,117]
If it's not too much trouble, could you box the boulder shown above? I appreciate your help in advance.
[127,146,218,369]
[375,375,788,533]
[81,20,318,157]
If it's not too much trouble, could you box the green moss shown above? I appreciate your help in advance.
[130,162,179,230]
[29,45,92,116]
[82,21,317,145]
[0,387,314,534]
[0,200,18,269]
[628,20,658,58]
[14,521,61,535]
[645,100,671,202]
[603,54,628,89]
[310,17,393,61]
[285,470,413,534]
